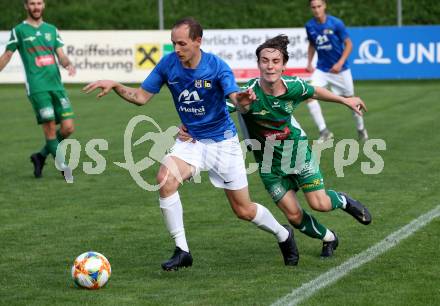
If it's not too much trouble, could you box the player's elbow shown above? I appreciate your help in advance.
[345,38,353,50]
[134,88,152,106]
[134,98,148,106]
[0,51,13,67]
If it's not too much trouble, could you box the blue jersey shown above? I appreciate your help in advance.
[141,50,239,142]
[305,15,349,72]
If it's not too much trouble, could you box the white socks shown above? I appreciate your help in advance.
[251,203,289,243]
[307,100,327,132]
[160,196,289,249]
[323,229,336,242]
[340,194,347,209]
[353,111,365,131]
[159,192,189,252]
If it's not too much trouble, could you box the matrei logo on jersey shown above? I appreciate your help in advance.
[178,89,204,105]
[178,89,206,115]
[316,35,332,51]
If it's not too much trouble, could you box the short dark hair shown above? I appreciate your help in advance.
[172,17,203,40]
[256,35,290,64]
[23,0,44,4]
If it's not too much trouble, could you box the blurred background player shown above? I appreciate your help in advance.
[305,0,368,142]
[83,17,299,270]
[0,0,76,182]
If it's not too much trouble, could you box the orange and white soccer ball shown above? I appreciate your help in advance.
[71,251,111,289]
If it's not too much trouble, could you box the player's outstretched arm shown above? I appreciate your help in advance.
[56,48,76,76]
[82,80,154,106]
[313,86,367,115]
[229,88,256,114]
[0,50,14,72]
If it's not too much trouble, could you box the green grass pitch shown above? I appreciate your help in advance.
[0,81,439,305]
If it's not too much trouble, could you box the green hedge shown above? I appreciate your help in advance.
[1,0,439,30]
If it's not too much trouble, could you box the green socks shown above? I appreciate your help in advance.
[45,138,66,168]
[326,189,347,210]
[39,146,49,158]
[45,138,59,158]
[39,130,65,158]
[292,210,327,240]
[56,129,65,142]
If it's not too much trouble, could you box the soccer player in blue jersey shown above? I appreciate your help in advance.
[305,0,368,142]
[83,17,299,270]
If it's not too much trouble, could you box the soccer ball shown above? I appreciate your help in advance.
[71,251,111,289]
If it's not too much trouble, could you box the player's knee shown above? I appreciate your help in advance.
[63,125,74,136]
[232,202,255,221]
[156,169,170,186]
[42,121,57,138]
[60,120,75,137]
[285,209,302,226]
[234,209,254,221]
[156,168,179,193]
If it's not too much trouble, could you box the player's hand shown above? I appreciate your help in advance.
[82,80,116,98]
[330,62,343,73]
[235,88,256,109]
[177,124,195,143]
[345,97,367,115]
[66,64,76,77]
[306,63,315,73]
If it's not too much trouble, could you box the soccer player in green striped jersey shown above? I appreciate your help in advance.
[237,35,372,257]
[180,35,372,258]
[0,0,75,182]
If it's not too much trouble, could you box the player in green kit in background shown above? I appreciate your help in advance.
[180,35,372,258]
[0,0,75,182]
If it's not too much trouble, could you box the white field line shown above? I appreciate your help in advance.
[271,205,440,306]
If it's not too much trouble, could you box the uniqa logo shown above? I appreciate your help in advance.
[354,39,391,64]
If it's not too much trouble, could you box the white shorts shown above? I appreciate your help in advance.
[166,135,248,190]
[311,68,354,97]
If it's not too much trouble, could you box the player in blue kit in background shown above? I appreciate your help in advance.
[83,17,299,270]
[305,0,368,142]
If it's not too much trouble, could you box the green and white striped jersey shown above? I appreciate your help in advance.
[229,76,315,165]
[6,21,65,95]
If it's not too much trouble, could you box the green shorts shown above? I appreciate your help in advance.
[28,90,75,124]
[260,167,325,203]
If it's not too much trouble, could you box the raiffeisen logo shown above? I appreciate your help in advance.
[354,40,391,64]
